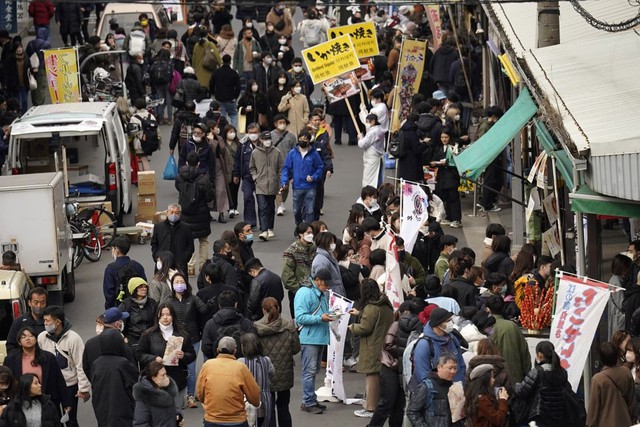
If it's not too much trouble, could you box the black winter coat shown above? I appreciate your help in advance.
[442,276,478,308]
[397,120,425,183]
[151,220,194,275]
[209,64,241,103]
[178,139,216,178]
[253,63,282,94]
[132,377,180,427]
[125,62,146,103]
[484,251,515,279]
[168,294,209,342]
[201,308,256,359]
[169,110,200,151]
[175,166,214,239]
[0,395,61,427]
[196,254,240,290]
[2,54,28,90]
[90,331,139,427]
[514,363,568,426]
[396,313,423,366]
[412,226,444,277]
[196,282,243,327]
[625,285,640,331]
[406,371,453,427]
[3,349,71,409]
[340,262,361,302]
[83,328,135,381]
[119,297,158,346]
[233,140,255,181]
[429,44,458,85]
[55,2,82,34]
[433,145,460,191]
[135,328,196,391]
[238,93,269,125]
[246,268,284,321]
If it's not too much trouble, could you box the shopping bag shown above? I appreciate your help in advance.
[163,154,178,180]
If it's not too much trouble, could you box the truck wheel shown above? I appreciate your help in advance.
[62,268,76,303]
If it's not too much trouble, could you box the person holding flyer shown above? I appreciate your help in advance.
[357,114,385,188]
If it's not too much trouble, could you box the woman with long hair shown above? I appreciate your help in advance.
[430,129,462,228]
[239,333,275,427]
[0,374,61,426]
[221,125,241,217]
[0,366,18,409]
[266,70,289,120]
[253,298,300,427]
[167,273,208,407]
[609,254,632,340]
[612,329,632,366]
[509,250,535,284]
[347,278,394,417]
[343,203,366,244]
[150,48,174,124]
[513,340,569,427]
[133,361,183,426]
[311,232,346,296]
[625,337,640,421]
[466,338,513,391]
[238,79,270,129]
[483,235,515,278]
[135,303,196,411]
[3,327,71,413]
[147,251,177,305]
[463,364,509,426]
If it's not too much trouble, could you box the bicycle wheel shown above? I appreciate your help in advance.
[82,222,102,262]
[70,223,84,269]
[79,207,117,249]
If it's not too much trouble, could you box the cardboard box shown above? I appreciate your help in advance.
[154,210,167,224]
[137,195,157,216]
[135,214,155,224]
[25,157,53,173]
[66,165,89,177]
[137,171,156,195]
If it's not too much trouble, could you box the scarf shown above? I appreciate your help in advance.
[159,323,174,341]
[242,38,253,63]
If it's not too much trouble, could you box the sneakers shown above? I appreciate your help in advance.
[354,409,374,418]
[300,404,324,414]
[440,219,450,225]
[449,221,462,228]
[186,395,197,408]
[259,231,268,241]
[276,205,285,216]
[488,205,502,212]
[267,230,275,239]
[229,210,235,219]
[316,403,327,410]
[343,356,358,367]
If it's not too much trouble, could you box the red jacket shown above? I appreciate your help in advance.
[28,0,54,25]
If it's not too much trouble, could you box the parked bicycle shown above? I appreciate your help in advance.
[65,202,117,267]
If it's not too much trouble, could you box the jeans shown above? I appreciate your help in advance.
[204,422,249,427]
[241,179,257,227]
[241,71,254,92]
[300,344,323,407]
[269,389,292,427]
[256,194,276,231]
[187,341,200,396]
[219,100,239,129]
[292,188,316,225]
[369,365,405,427]
[156,83,173,121]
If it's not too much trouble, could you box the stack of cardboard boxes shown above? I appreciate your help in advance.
[136,171,156,223]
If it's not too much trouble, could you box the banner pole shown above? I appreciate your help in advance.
[345,99,359,137]
[359,81,366,106]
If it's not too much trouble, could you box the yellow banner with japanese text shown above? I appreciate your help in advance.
[302,34,360,85]
[390,39,427,132]
[43,48,82,104]
[327,21,379,59]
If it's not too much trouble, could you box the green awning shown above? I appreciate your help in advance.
[454,87,538,179]
[534,119,575,190]
[570,186,640,217]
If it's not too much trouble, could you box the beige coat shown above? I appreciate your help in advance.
[277,91,309,137]
[266,9,294,38]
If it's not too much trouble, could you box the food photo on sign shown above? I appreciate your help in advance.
[322,71,360,104]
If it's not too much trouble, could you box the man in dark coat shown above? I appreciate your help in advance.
[5,287,47,354]
[442,256,478,307]
[196,262,243,322]
[89,329,139,427]
[169,100,200,154]
[151,203,194,275]
[197,239,240,290]
[429,38,458,96]
[245,258,284,320]
[209,54,241,128]
[55,2,83,46]
[125,52,146,104]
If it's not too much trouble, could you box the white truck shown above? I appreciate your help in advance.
[0,172,74,306]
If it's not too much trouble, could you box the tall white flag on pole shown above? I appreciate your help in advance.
[385,234,404,311]
[400,180,430,253]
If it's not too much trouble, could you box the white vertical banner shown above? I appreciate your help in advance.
[385,234,404,311]
[399,180,429,253]
[549,274,610,391]
[325,291,353,402]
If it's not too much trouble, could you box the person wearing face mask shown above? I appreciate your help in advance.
[221,125,241,217]
[250,131,284,241]
[358,89,389,133]
[147,251,177,305]
[275,35,294,70]
[266,74,290,124]
[441,255,477,307]
[279,129,324,225]
[355,185,382,223]
[102,236,147,310]
[233,28,262,90]
[411,307,467,385]
[395,236,427,294]
[476,106,505,213]
[259,23,280,56]
[460,311,497,363]
[37,306,91,427]
[311,232,346,296]
[167,273,208,408]
[286,58,314,99]
[118,278,158,347]
[357,113,385,188]
[307,109,334,220]
[5,287,48,354]
[282,222,317,317]
[266,3,294,41]
[151,203,195,277]
[238,79,269,129]
[204,118,231,223]
[178,121,216,177]
[278,82,309,137]
[253,52,282,96]
[444,107,470,146]
[124,52,147,105]
[133,361,184,426]
[232,123,260,227]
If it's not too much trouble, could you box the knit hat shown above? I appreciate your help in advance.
[183,66,195,75]
[428,307,453,327]
[128,277,148,296]
[470,364,493,381]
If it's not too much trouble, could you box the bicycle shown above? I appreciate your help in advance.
[66,202,118,267]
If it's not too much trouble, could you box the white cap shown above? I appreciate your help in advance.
[184,66,195,75]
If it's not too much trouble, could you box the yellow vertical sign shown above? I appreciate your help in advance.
[43,48,82,104]
[302,34,360,85]
[390,39,427,133]
[327,22,379,59]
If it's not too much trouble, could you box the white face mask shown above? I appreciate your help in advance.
[262,140,272,147]
[329,243,336,251]
[246,22,253,28]
[95,324,104,335]
[156,260,162,271]
[371,100,378,106]
[454,114,461,121]
[443,320,455,333]
[248,133,259,142]
[294,87,302,94]
[278,78,286,85]
[267,26,274,32]
[627,351,636,363]
[303,233,314,243]
[365,123,372,130]
[251,85,258,92]
[227,132,236,140]
[371,198,377,205]
[293,65,302,73]
[279,39,287,45]
[264,58,273,65]
[277,123,286,131]
[193,135,202,143]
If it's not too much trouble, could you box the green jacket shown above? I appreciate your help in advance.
[491,314,531,384]
[281,240,316,293]
[403,252,426,290]
[350,294,394,374]
[434,251,449,281]
[233,38,262,74]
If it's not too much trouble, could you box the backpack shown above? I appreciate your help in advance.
[420,377,437,416]
[402,334,436,391]
[178,179,200,213]
[128,31,146,57]
[453,61,469,89]
[388,130,406,159]
[302,20,323,46]
[133,114,160,155]
[179,121,193,148]
[112,260,144,302]
[150,60,173,85]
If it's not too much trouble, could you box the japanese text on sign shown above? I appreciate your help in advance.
[302,34,360,85]
[327,21,379,59]
[44,48,82,104]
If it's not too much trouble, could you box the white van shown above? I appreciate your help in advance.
[2,102,132,218]
[97,3,172,41]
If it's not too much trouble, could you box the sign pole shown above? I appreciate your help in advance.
[345,99,359,137]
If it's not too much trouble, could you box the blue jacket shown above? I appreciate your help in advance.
[233,139,254,181]
[280,146,324,190]
[412,323,466,383]
[294,284,329,345]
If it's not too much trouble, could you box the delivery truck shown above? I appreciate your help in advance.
[0,172,74,306]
